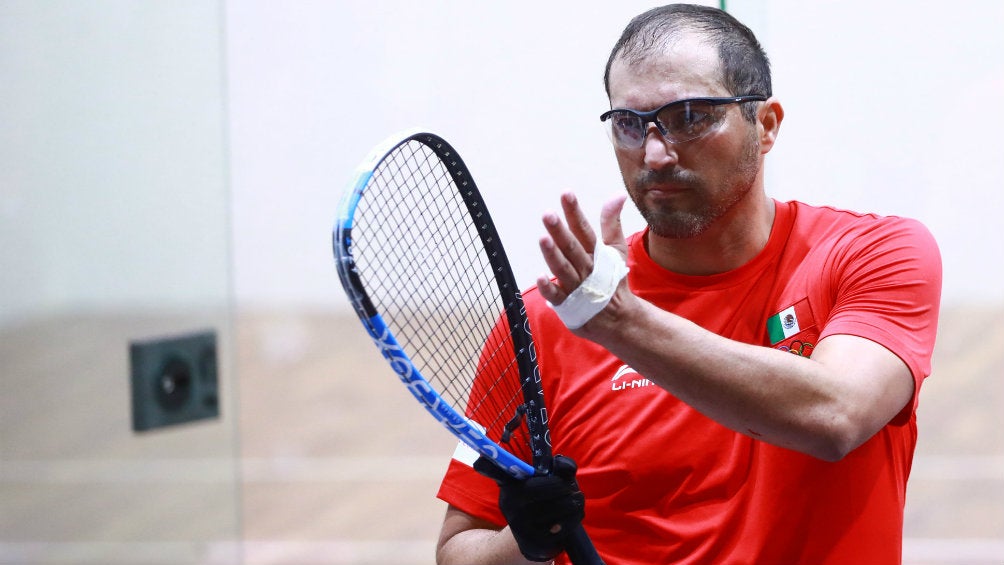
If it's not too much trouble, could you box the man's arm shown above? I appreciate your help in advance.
[437,505,544,565]
[584,308,913,461]
[536,193,915,462]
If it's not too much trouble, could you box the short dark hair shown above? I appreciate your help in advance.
[603,4,772,122]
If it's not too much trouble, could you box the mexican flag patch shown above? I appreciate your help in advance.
[767,298,813,345]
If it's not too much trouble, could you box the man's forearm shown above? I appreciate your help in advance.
[437,506,545,565]
[581,297,914,461]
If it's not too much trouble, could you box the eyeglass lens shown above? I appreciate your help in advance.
[610,100,723,148]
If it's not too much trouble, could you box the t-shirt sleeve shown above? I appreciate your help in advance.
[818,216,942,421]
[436,458,505,526]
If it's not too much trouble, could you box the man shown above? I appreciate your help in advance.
[436,4,941,564]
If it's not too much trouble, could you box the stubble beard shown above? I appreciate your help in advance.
[627,130,762,239]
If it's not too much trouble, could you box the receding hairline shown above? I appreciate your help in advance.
[603,3,773,104]
[606,29,727,96]
[605,20,722,92]
[613,20,703,65]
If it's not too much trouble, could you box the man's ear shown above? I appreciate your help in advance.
[758,97,784,154]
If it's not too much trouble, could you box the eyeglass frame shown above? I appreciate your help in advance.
[599,95,768,148]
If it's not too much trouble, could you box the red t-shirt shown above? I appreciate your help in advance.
[437,200,941,564]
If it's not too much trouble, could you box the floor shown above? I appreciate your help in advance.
[1,306,1002,564]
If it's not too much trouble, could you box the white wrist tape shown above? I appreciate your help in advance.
[550,241,629,330]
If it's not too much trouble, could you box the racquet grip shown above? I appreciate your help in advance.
[564,524,605,565]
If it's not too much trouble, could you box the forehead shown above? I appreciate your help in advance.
[608,33,725,110]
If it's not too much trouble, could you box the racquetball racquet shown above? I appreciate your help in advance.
[332,130,603,565]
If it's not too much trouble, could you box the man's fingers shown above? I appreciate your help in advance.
[600,195,629,250]
[538,233,578,303]
[542,209,592,283]
[538,191,624,308]
[560,192,597,253]
[536,273,565,305]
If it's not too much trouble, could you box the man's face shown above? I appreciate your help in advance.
[607,35,764,239]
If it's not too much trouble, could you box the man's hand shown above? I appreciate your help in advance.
[536,193,631,335]
[473,455,586,562]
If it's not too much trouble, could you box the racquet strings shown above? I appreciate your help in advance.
[350,140,533,463]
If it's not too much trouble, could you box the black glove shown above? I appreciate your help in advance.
[474,455,586,562]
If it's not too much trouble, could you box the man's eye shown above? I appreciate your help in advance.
[614,114,639,129]
[614,115,643,137]
[663,108,714,133]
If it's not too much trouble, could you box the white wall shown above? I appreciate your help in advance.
[763,0,1004,306]
[227,1,698,311]
[227,0,1004,313]
[4,1,998,322]
[0,1,231,326]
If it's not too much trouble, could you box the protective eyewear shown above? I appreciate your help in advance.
[599,95,767,149]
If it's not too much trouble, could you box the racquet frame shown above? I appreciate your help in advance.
[334,131,548,479]
[333,131,604,565]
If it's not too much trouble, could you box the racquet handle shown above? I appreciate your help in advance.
[565,524,605,565]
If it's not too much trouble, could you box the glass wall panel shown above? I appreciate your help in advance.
[0,2,239,563]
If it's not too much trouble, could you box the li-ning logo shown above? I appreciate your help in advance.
[611,364,653,391]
